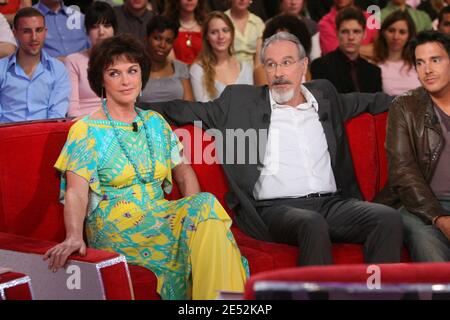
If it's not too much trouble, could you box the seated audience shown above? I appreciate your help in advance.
[374,10,421,95]
[381,0,433,32]
[44,33,248,300]
[319,0,378,56]
[438,5,450,34]
[190,11,253,102]
[278,0,321,60]
[225,0,265,67]
[140,15,194,102]
[0,13,16,58]
[254,14,312,85]
[113,0,154,43]
[34,0,90,59]
[311,7,382,93]
[165,0,208,65]
[417,0,447,22]
[0,0,31,24]
[375,31,450,262]
[0,7,70,123]
[64,1,117,118]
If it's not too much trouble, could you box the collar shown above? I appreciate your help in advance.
[336,48,361,65]
[7,49,51,71]
[121,5,152,21]
[269,85,319,111]
[225,10,260,26]
[38,1,70,16]
[385,2,412,11]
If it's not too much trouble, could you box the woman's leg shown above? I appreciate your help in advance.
[190,220,247,300]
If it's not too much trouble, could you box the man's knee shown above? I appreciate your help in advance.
[372,204,403,231]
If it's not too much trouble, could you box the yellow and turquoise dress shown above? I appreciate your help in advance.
[54,110,248,299]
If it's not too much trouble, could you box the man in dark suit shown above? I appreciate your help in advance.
[311,6,382,94]
[142,31,402,266]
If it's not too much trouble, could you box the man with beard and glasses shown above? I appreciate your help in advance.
[0,7,70,123]
[142,31,402,266]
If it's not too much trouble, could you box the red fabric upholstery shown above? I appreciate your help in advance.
[0,113,412,300]
[244,262,450,299]
[374,113,389,189]
[0,271,33,300]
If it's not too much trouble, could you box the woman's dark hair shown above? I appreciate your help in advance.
[163,0,209,25]
[88,34,151,98]
[374,10,416,67]
[409,30,450,66]
[263,14,312,57]
[146,15,180,38]
[84,1,118,34]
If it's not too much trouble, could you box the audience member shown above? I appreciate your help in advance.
[438,5,450,34]
[278,0,321,61]
[190,11,253,101]
[312,7,382,93]
[374,10,421,95]
[164,0,208,65]
[33,0,90,59]
[141,15,194,102]
[113,0,154,43]
[0,7,70,123]
[0,13,16,58]
[0,0,31,24]
[381,0,433,32]
[64,1,116,118]
[254,14,312,85]
[225,0,265,67]
[376,31,450,262]
[318,0,378,56]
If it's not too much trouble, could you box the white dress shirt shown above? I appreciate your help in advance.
[253,85,337,200]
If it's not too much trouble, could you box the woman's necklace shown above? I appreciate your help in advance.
[180,21,198,47]
[102,100,155,184]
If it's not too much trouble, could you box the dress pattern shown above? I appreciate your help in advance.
[54,110,248,299]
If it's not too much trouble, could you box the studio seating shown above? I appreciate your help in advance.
[0,112,410,299]
[0,267,33,300]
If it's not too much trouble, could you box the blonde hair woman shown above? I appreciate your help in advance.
[190,11,253,102]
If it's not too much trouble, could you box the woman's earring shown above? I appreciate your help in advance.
[101,86,105,101]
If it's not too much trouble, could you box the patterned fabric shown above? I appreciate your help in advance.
[54,110,247,299]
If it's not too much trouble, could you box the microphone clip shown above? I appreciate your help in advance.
[132,122,138,132]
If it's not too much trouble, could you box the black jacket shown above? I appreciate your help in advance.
[311,49,382,94]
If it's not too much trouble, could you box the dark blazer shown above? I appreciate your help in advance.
[310,49,382,94]
[140,79,392,241]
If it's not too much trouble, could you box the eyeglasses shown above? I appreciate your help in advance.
[264,58,302,73]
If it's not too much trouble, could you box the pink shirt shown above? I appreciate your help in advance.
[64,51,101,118]
[318,7,379,56]
[378,60,421,96]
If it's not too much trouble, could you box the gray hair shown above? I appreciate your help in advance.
[260,31,307,64]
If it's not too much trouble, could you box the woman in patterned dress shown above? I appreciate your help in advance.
[43,34,248,300]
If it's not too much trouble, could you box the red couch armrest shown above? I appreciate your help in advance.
[0,232,133,300]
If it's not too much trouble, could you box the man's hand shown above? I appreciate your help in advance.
[435,216,450,241]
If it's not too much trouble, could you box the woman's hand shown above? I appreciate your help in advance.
[43,238,87,272]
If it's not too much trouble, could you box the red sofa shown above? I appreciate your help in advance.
[0,112,409,299]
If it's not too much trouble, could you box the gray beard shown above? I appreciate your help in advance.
[271,88,295,104]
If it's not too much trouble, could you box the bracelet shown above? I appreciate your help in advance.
[432,215,443,225]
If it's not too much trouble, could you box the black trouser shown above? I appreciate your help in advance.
[255,195,403,266]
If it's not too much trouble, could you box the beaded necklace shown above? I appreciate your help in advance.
[102,99,155,184]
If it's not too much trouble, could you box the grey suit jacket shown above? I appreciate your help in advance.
[140,79,393,241]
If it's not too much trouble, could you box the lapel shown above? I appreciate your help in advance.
[249,86,271,167]
[305,83,338,167]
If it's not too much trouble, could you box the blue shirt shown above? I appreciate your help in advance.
[34,2,90,57]
[0,50,71,123]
